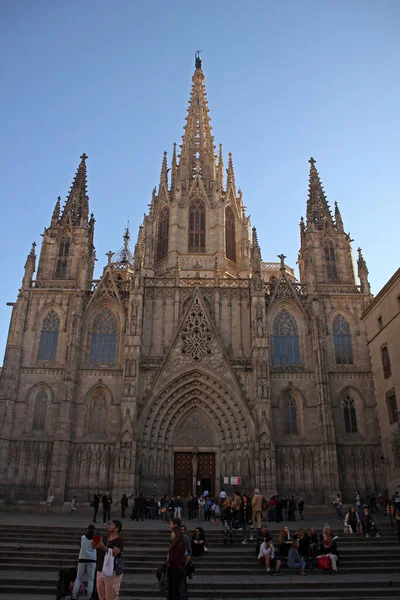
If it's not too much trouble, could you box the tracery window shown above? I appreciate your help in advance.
[343,395,358,433]
[156,205,169,261]
[381,345,391,378]
[283,393,298,435]
[38,310,60,360]
[225,206,236,262]
[333,314,353,365]
[55,237,70,279]
[273,309,300,366]
[32,390,48,431]
[89,389,107,434]
[188,198,206,252]
[325,241,338,282]
[90,309,117,364]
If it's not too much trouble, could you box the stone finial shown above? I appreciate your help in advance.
[278,253,286,270]
[106,250,115,265]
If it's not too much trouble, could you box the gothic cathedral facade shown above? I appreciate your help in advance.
[0,58,383,503]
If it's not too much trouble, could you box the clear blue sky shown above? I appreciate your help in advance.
[0,0,399,361]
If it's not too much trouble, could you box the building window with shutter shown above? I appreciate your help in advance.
[381,345,391,378]
[386,389,398,424]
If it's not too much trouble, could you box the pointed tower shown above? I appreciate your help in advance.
[357,247,371,294]
[139,55,251,278]
[299,157,356,286]
[36,154,95,289]
[177,53,216,184]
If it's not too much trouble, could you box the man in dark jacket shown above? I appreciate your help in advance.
[91,492,100,523]
[120,493,128,518]
[102,490,112,523]
[360,507,380,538]
[255,525,272,555]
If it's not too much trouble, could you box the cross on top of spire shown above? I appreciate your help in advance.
[309,156,316,167]
[195,49,202,70]
[80,153,88,163]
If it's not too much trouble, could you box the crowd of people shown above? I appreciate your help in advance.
[61,487,400,600]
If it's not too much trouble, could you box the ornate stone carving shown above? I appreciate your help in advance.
[181,297,212,361]
[174,411,215,446]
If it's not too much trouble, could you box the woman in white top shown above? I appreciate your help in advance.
[71,524,97,600]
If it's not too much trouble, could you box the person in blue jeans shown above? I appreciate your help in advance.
[71,524,97,600]
[287,539,308,575]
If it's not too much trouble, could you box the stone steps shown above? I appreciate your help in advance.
[1,523,399,600]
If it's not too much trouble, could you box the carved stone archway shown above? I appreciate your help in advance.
[137,369,255,496]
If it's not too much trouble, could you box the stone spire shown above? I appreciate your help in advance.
[22,242,36,288]
[306,157,334,230]
[115,223,134,265]
[334,201,344,232]
[251,226,262,280]
[226,152,236,195]
[61,153,89,226]
[171,142,177,190]
[178,55,216,183]
[159,151,168,188]
[217,143,224,188]
[51,196,61,225]
[357,247,371,294]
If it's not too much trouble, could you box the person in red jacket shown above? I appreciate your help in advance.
[167,526,186,600]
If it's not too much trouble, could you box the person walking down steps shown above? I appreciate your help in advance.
[71,524,97,600]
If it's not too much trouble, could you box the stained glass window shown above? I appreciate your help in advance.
[343,395,358,433]
[89,389,107,434]
[333,314,353,365]
[188,198,206,252]
[225,206,236,262]
[284,393,298,435]
[273,309,300,366]
[325,241,338,282]
[156,205,169,261]
[55,237,70,279]
[90,309,117,364]
[32,390,47,430]
[38,310,60,360]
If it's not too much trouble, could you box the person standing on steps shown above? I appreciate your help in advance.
[334,494,344,521]
[241,494,253,544]
[45,490,54,514]
[251,488,263,530]
[298,498,304,520]
[92,492,101,523]
[94,519,124,600]
[71,524,97,600]
[120,494,128,518]
[102,490,113,524]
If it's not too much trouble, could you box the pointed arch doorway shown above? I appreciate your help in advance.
[173,411,217,497]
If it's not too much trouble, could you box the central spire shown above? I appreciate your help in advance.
[178,54,216,183]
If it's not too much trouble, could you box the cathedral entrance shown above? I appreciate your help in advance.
[174,451,215,497]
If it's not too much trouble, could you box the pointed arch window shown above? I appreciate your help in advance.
[89,388,107,434]
[343,395,358,433]
[225,206,236,262]
[325,241,338,282]
[90,309,117,364]
[273,309,301,366]
[333,314,353,365]
[55,237,70,279]
[188,198,206,252]
[32,390,48,431]
[283,393,298,435]
[38,310,60,360]
[156,205,169,261]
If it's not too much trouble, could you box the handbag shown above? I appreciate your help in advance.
[102,549,114,577]
[317,555,331,570]
[159,571,169,592]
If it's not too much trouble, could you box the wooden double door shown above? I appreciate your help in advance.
[174,452,215,497]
